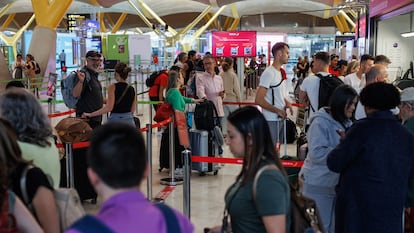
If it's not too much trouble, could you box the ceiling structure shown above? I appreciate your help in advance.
[0,0,361,33]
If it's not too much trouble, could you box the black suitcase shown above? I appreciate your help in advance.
[159,127,184,171]
[60,147,97,203]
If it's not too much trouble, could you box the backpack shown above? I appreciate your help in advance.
[312,73,343,111]
[61,70,91,109]
[145,71,165,88]
[0,191,21,233]
[285,118,297,144]
[20,166,86,232]
[194,100,220,131]
[270,68,287,105]
[253,165,324,233]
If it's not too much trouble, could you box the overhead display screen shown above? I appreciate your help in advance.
[212,31,257,57]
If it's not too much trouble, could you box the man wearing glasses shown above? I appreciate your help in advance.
[400,87,414,135]
[73,50,104,129]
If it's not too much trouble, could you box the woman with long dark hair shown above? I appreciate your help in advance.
[208,106,290,233]
[0,119,55,233]
[299,85,358,233]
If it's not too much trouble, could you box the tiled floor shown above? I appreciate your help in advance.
[45,74,299,232]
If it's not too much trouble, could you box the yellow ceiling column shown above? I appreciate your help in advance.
[222,17,232,31]
[228,18,240,31]
[128,0,159,34]
[333,15,345,34]
[0,3,14,19]
[338,10,356,30]
[178,6,212,36]
[0,14,35,60]
[178,6,213,52]
[100,12,107,33]
[31,0,72,30]
[191,6,227,43]
[29,0,73,78]
[338,13,350,33]
[134,0,177,36]
[111,13,127,33]
[228,3,240,31]
[1,13,16,31]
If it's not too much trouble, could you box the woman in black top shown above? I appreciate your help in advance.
[83,62,136,126]
[0,119,58,233]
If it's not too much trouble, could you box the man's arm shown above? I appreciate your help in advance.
[255,86,286,118]
[72,70,86,98]
[158,85,166,101]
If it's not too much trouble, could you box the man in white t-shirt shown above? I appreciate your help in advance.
[255,42,293,145]
[343,54,374,90]
[299,51,332,125]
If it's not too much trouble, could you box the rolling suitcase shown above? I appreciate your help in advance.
[189,129,219,176]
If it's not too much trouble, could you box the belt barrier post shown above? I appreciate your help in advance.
[183,149,191,218]
[160,116,183,185]
[283,119,287,157]
[146,123,153,200]
[48,98,52,114]
[140,66,145,100]
[65,143,74,188]
[135,71,139,115]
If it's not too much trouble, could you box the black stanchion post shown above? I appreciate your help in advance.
[135,71,139,115]
[146,124,153,200]
[160,116,183,185]
[65,143,74,188]
[183,149,191,218]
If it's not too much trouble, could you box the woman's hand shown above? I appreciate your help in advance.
[193,98,204,104]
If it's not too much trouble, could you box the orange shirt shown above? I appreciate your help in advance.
[148,72,168,97]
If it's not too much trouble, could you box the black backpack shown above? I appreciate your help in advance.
[311,73,343,111]
[194,100,220,131]
[145,71,164,87]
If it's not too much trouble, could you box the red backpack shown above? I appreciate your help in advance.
[0,191,21,233]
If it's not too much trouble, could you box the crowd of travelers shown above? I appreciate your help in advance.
[1,44,414,233]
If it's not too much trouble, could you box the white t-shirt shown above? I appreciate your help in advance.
[344,73,364,90]
[300,72,331,121]
[258,66,287,121]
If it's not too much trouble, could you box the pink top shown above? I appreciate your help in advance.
[196,72,225,117]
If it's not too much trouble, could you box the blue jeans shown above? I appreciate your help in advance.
[108,112,135,127]
[267,120,285,146]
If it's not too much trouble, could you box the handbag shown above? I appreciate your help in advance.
[154,102,174,123]
[55,117,92,143]
[20,165,86,231]
[253,165,324,233]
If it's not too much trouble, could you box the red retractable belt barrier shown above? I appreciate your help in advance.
[48,109,76,118]
[192,156,303,168]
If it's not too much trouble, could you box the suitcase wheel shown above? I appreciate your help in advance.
[214,170,218,176]
[199,172,206,176]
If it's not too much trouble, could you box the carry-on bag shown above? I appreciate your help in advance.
[189,129,219,176]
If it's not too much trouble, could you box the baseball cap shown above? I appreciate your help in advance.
[401,87,414,102]
[85,50,101,58]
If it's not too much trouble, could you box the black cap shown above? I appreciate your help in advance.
[86,50,101,58]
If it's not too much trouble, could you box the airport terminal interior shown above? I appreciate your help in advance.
[0,0,414,232]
